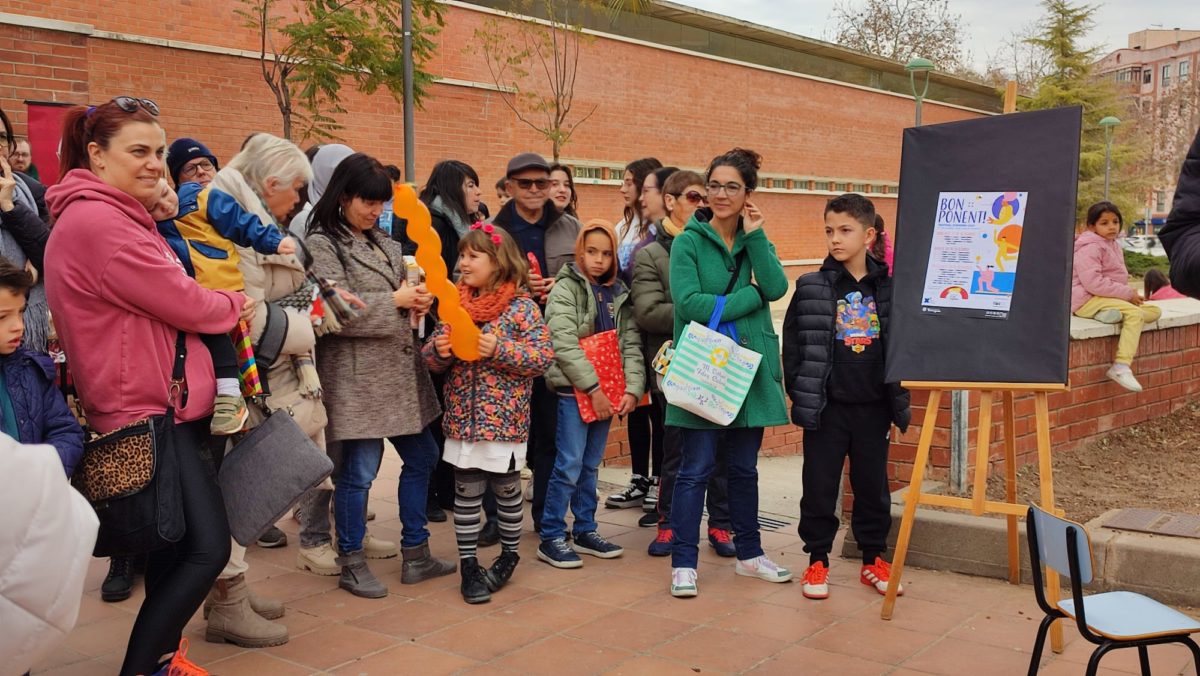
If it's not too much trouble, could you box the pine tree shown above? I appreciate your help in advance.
[1021,0,1144,221]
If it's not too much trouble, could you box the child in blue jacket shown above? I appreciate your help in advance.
[0,256,83,475]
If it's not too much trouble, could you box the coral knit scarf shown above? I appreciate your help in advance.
[458,281,517,324]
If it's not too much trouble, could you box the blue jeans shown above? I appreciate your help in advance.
[540,396,612,541]
[335,429,439,552]
[669,427,765,568]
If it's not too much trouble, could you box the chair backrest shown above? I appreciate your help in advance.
[1029,504,1094,584]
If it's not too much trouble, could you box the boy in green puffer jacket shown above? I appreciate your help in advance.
[538,219,645,569]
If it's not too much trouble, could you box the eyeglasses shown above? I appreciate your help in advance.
[180,159,215,178]
[512,178,550,191]
[111,96,160,116]
[706,181,745,197]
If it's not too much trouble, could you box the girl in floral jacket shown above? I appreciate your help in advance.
[423,223,554,604]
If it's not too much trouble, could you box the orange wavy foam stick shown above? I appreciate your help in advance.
[393,183,481,361]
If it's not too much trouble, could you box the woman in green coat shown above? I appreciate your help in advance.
[666,148,792,597]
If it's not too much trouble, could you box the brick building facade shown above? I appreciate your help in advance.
[1,0,996,264]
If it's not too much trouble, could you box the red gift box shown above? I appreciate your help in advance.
[574,330,627,423]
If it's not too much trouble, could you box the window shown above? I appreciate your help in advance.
[1181,60,1191,80]
[814,181,830,191]
[1156,190,1167,213]
[1145,69,1153,84]
[1162,63,1171,87]
[575,166,602,180]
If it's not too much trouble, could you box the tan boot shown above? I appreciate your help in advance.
[203,578,285,620]
[363,532,399,560]
[401,541,456,584]
[205,573,289,648]
[296,542,341,576]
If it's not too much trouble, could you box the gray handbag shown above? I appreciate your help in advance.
[218,356,334,546]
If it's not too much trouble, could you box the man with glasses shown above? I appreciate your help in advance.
[167,137,219,189]
[489,152,581,535]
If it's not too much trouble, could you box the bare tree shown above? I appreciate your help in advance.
[982,23,1053,92]
[832,0,967,70]
[473,0,600,162]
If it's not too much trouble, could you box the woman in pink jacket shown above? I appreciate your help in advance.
[44,97,249,676]
[1071,201,1161,393]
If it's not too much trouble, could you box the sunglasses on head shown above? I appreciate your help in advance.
[512,178,550,191]
[111,96,160,116]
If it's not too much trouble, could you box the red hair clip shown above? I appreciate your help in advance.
[490,234,502,244]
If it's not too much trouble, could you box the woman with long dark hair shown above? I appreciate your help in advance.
[307,153,455,598]
[549,163,578,218]
[45,97,247,674]
[417,160,486,275]
[605,157,662,511]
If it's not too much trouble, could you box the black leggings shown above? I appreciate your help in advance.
[121,418,231,676]
[200,332,239,381]
[627,397,664,478]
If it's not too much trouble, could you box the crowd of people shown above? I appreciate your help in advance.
[2,95,1197,675]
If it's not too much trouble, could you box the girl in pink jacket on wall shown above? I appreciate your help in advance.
[1071,201,1162,392]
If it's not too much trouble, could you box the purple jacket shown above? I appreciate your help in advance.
[1071,230,1135,312]
[1,348,84,476]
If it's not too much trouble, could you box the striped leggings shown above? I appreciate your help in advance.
[454,468,523,559]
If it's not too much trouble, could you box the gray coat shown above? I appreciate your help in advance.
[307,230,440,442]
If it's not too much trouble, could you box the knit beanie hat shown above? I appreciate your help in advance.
[166,138,219,186]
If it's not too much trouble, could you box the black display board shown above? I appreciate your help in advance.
[885,107,1081,384]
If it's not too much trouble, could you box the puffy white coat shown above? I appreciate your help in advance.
[0,433,98,675]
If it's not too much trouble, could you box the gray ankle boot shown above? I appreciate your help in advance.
[336,550,388,598]
[401,541,457,584]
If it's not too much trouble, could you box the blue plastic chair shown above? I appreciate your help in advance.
[1026,504,1200,675]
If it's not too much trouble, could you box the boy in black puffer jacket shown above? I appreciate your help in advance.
[782,193,910,602]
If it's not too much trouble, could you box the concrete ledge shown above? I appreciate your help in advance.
[842,491,1200,606]
[1070,297,1200,339]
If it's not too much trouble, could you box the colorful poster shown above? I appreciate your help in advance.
[919,191,1027,320]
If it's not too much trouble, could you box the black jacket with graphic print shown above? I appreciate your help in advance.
[782,255,910,432]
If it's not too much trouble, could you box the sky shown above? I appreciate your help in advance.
[672,0,1200,71]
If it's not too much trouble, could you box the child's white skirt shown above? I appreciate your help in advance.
[443,438,527,473]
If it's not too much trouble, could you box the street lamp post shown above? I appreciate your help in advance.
[905,57,934,127]
[907,57,971,493]
[402,0,415,182]
[1100,116,1121,201]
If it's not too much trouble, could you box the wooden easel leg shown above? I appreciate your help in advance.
[1035,392,1064,652]
[881,389,942,620]
[1004,392,1020,585]
[971,392,994,515]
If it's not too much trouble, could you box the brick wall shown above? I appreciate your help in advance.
[887,322,1200,494]
[5,2,971,261]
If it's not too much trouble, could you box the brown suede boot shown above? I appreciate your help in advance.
[203,583,285,620]
[205,573,289,648]
[401,541,457,584]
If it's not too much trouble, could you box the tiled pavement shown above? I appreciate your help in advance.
[36,454,1200,675]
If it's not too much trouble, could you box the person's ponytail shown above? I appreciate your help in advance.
[58,106,92,173]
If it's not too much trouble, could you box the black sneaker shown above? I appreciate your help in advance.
[257,525,288,548]
[484,550,520,592]
[573,531,624,559]
[426,501,448,523]
[605,475,649,509]
[537,537,582,569]
[638,511,659,528]
[478,519,500,547]
[101,556,134,602]
[642,477,659,513]
[459,557,491,604]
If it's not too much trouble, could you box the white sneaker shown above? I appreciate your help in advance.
[1093,309,1124,324]
[296,542,340,576]
[735,555,793,583]
[670,567,698,597]
[363,533,399,559]
[1105,364,1143,392]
